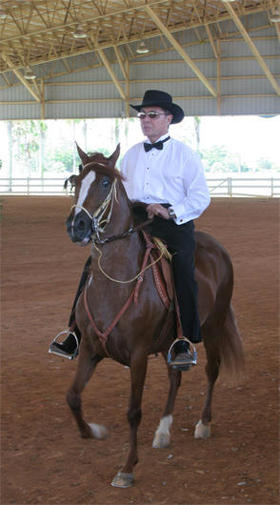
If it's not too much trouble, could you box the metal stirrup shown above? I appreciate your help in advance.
[167,337,197,366]
[48,329,79,359]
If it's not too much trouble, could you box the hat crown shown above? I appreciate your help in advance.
[141,90,173,106]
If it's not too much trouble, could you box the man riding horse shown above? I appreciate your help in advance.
[49,89,210,370]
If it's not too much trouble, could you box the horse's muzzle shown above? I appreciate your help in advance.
[66,211,92,245]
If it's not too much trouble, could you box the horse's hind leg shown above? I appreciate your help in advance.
[66,342,106,440]
[194,333,220,439]
[195,306,244,439]
[153,354,181,449]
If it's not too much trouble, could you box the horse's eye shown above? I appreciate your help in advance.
[102,177,110,189]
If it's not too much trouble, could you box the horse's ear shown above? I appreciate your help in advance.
[108,143,120,168]
[76,142,90,166]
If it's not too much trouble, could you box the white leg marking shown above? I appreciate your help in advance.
[75,171,96,216]
[152,415,173,448]
[88,423,108,440]
[194,419,211,439]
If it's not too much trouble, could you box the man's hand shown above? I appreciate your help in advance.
[146,203,170,220]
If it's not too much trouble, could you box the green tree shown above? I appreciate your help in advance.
[256,158,273,171]
[12,120,47,174]
[50,148,76,172]
[200,145,239,173]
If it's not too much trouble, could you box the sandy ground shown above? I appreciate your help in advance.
[1,196,279,505]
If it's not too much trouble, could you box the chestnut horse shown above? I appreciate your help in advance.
[64,144,244,488]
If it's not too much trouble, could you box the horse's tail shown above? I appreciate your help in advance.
[218,303,245,377]
[203,244,245,378]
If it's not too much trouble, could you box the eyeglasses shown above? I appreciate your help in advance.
[137,111,168,120]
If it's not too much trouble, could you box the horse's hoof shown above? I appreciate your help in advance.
[194,420,211,439]
[152,432,170,448]
[111,471,134,488]
[89,423,108,440]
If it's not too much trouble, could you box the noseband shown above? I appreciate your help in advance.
[71,177,118,242]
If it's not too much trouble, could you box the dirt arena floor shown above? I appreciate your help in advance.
[1,196,279,505]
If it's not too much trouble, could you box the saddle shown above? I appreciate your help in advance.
[131,201,184,335]
[131,201,175,309]
[140,231,187,352]
[141,231,174,309]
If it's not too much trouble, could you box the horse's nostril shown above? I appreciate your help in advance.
[77,219,85,230]
[66,211,91,243]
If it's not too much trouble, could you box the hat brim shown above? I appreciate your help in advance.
[130,101,184,124]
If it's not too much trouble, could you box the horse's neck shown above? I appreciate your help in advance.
[90,232,144,289]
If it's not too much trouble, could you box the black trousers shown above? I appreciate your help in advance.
[68,256,91,328]
[69,211,201,343]
[144,214,201,342]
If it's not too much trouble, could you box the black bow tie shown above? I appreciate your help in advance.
[144,136,170,152]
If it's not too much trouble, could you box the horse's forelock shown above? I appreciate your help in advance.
[82,160,124,182]
[89,151,107,161]
[78,152,108,173]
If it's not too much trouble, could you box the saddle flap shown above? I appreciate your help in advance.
[148,237,174,308]
[159,255,174,301]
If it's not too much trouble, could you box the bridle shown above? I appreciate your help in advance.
[71,167,118,243]
[70,162,153,246]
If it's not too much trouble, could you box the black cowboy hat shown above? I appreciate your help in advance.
[130,89,185,124]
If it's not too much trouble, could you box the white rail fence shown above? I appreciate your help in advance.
[0,176,280,198]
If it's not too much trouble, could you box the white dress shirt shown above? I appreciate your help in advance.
[121,135,210,225]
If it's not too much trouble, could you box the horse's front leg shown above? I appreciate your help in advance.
[66,340,106,440]
[153,353,181,448]
[111,351,148,488]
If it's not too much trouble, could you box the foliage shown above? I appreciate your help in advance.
[256,158,273,171]
[200,144,239,172]
[50,149,77,172]
[201,144,227,165]
[47,146,114,173]
[1,118,278,177]
[12,120,48,172]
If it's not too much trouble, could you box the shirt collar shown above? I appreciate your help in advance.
[144,134,171,145]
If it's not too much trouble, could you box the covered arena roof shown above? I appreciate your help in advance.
[0,0,279,119]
